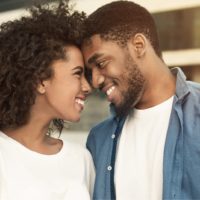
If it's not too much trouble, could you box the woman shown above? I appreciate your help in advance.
[0,1,94,199]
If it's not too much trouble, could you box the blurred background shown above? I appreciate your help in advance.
[1,0,200,145]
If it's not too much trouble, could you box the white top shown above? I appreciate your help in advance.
[0,131,95,200]
[115,96,174,200]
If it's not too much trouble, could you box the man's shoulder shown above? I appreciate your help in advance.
[179,81,200,116]
[86,115,118,152]
[86,115,119,164]
[187,80,200,91]
[89,116,116,137]
[187,80,200,99]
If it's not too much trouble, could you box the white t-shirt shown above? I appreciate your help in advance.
[115,96,174,200]
[0,131,95,200]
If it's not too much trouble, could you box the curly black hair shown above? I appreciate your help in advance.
[84,0,161,58]
[0,0,86,131]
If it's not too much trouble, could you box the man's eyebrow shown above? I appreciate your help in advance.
[88,53,103,64]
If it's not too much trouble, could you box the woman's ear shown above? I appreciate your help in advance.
[131,33,147,58]
[37,81,46,94]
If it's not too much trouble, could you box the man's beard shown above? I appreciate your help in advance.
[115,54,145,118]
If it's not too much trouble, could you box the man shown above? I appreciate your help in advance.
[81,1,200,200]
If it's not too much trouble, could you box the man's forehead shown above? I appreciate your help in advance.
[82,37,93,48]
[82,34,103,48]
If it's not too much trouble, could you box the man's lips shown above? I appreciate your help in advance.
[106,86,115,96]
[102,85,116,96]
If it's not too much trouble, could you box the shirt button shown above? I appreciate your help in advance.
[111,134,115,139]
[107,166,112,171]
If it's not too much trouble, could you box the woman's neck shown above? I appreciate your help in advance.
[3,122,63,155]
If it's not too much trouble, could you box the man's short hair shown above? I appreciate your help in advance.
[84,0,161,57]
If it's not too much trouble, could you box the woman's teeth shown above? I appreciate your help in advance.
[75,99,85,106]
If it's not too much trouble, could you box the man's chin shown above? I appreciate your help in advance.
[114,98,137,118]
[115,105,131,118]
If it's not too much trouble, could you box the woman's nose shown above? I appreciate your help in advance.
[81,76,92,96]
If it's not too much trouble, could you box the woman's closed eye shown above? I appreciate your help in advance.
[73,66,84,78]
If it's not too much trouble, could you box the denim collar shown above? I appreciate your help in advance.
[171,67,190,101]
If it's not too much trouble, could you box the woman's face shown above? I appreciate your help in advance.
[39,46,91,122]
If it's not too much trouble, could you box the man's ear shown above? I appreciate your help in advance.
[130,33,147,58]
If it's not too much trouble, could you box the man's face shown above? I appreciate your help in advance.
[82,34,145,117]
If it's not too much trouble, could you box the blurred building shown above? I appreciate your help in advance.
[153,4,200,82]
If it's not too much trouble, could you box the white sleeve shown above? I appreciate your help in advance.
[0,152,3,190]
[84,150,95,198]
[0,152,6,199]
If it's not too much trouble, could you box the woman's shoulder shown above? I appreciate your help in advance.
[62,139,91,160]
[61,139,95,178]
[0,131,11,148]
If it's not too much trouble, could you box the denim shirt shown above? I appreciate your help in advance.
[86,68,200,200]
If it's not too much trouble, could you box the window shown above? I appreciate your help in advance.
[153,7,200,50]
